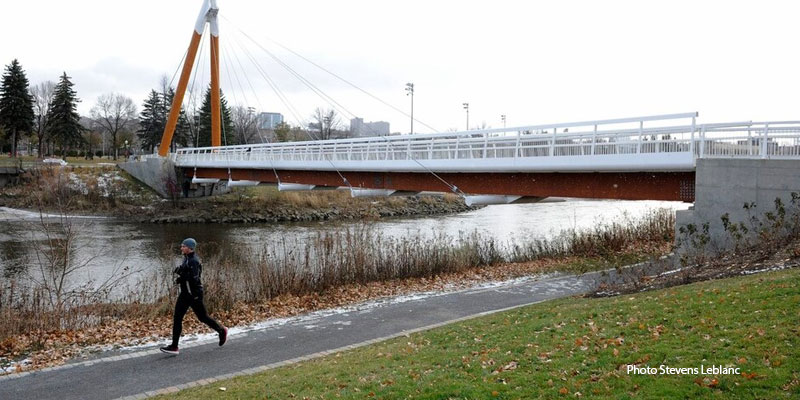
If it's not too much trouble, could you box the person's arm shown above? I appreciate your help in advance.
[186,258,203,298]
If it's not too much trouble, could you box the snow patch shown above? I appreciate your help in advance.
[0,358,31,374]
[0,207,102,221]
[740,264,791,275]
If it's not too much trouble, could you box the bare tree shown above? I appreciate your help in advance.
[81,120,103,160]
[185,105,201,147]
[90,93,137,160]
[231,105,259,144]
[310,107,342,140]
[23,170,139,329]
[31,81,55,156]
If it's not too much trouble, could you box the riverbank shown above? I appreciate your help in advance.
[3,204,798,376]
[0,165,475,222]
[0,210,676,374]
[0,253,662,375]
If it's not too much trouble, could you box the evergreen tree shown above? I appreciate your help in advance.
[274,121,291,142]
[164,87,191,150]
[46,73,85,157]
[197,86,235,147]
[137,90,164,152]
[0,59,35,157]
[143,86,192,152]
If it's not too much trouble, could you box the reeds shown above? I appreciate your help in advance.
[0,207,675,340]
[185,209,674,312]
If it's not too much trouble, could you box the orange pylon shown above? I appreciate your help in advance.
[159,0,221,157]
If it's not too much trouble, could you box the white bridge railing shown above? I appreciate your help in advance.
[172,112,800,173]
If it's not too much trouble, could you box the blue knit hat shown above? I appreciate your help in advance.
[181,238,197,250]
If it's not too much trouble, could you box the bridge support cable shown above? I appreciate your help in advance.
[223,36,299,189]
[227,32,306,128]
[167,48,190,100]
[176,27,215,185]
[222,18,457,195]
[220,15,440,134]
[222,28,362,191]
[223,21,466,198]
[222,32,352,191]
[221,36,292,186]
[189,34,223,186]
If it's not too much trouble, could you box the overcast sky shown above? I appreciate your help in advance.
[2,0,798,134]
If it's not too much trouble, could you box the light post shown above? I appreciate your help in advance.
[405,83,414,134]
[124,139,129,159]
[462,102,469,130]
[323,116,331,139]
[501,114,506,130]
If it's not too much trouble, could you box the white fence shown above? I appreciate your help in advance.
[172,113,800,173]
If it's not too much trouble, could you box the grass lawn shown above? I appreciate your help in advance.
[158,268,800,399]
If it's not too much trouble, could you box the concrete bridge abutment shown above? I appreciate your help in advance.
[119,157,230,199]
[676,158,800,250]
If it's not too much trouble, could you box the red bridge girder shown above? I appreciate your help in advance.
[188,168,695,202]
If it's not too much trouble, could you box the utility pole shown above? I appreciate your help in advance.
[501,114,506,130]
[405,83,414,134]
[462,102,469,131]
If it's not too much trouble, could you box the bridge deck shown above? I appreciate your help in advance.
[172,114,800,173]
[158,113,800,201]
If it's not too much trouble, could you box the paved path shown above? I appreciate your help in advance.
[0,269,617,400]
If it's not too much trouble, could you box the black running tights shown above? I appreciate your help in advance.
[171,293,223,346]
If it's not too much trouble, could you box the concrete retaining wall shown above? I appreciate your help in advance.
[118,157,180,198]
[676,158,800,249]
[119,157,231,199]
[0,166,21,187]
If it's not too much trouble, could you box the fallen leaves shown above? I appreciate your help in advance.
[741,371,759,380]
[0,257,590,374]
[694,377,719,388]
[492,361,518,374]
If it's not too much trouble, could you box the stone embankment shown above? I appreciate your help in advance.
[0,165,476,223]
[145,197,474,224]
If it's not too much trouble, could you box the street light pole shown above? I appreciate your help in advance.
[501,114,506,130]
[405,83,414,134]
[323,116,331,139]
[462,102,469,130]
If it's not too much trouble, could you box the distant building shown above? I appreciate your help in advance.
[350,117,390,137]
[258,112,284,130]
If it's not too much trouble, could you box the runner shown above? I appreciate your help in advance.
[160,238,227,355]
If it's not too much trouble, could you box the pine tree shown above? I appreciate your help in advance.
[0,59,35,157]
[46,73,85,157]
[164,87,191,150]
[137,90,164,152]
[198,86,235,147]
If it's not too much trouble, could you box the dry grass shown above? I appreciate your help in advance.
[0,209,675,342]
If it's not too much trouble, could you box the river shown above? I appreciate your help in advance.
[0,199,690,289]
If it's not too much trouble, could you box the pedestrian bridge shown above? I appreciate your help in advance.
[167,113,800,204]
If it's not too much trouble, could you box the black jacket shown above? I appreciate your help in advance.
[174,252,204,298]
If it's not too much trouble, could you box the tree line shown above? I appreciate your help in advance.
[0,59,352,160]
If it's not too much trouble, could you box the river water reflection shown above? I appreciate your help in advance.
[0,199,690,286]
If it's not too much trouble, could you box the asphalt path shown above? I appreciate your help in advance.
[0,268,622,400]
